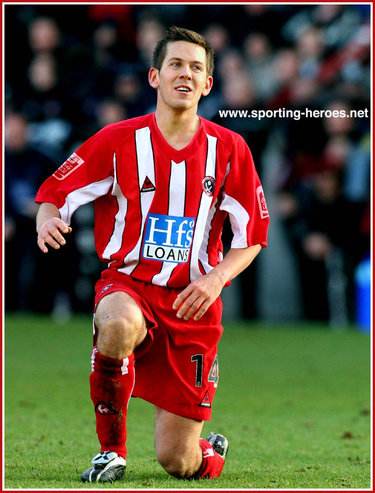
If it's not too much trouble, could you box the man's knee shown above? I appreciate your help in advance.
[95,295,146,358]
[154,408,203,479]
[157,448,200,479]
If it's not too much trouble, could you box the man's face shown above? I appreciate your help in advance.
[149,41,213,112]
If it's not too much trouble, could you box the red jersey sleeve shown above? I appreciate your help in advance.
[35,125,115,224]
[220,134,269,248]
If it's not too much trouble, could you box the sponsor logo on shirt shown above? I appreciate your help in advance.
[256,186,269,219]
[53,152,85,180]
[142,213,195,263]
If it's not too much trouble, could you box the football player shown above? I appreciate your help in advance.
[36,26,269,483]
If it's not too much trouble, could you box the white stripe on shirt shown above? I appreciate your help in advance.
[151,160,187,285]
[102,152,128,262]
[59,177,113,224]
[120,126,155,275]
[190,134,217,281]
[220,192,250,248]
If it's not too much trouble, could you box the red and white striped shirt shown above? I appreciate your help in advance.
[35,113,269,288]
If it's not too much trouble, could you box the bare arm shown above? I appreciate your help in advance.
[36,203,72,253]
[172,244,262,321]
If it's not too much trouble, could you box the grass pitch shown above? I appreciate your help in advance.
[4,314,371,489]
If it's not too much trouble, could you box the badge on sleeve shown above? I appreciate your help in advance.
[53,153,85,180]
[256,186,269,219]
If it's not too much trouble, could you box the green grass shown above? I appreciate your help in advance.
[4,314,371,489]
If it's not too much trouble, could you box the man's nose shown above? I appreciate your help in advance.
[179,64,192,79]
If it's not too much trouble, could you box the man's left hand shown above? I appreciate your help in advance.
[172,272,225,321]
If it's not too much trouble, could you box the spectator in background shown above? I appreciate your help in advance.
[16,17,75,160]
[243,32,277,101]
[25,52,62,120]
[276,96,369,322]
[125,14,166,112]
[91,21,124,98]
[216,49,245,82]
[5,112,77,313]
[236,4,289,48]
[203,23,229,58]
[113,66,149,117]
[297,167,358,321]
[96,99,127,129]
[28,16,61,54]
[295,27,324,79]
[24,53,72,161]
[267,48,299,110]
[282,4,363,52]
[23,17,64,119]
[198,23,230,118]
[202,23,230,94]
[135,15,165,69]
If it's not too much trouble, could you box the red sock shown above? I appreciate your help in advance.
[194,438,225,479]
[90,347,135,459]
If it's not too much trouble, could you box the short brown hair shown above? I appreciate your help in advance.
[152,26,214,76]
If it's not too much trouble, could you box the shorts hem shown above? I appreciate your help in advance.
[131,394,212,421]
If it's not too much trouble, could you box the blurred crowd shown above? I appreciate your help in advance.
[5,4,370,323]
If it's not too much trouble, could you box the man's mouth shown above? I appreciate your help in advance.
[175,86,192,93]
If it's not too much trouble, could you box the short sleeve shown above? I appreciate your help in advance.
[219,135,269,248]
[35,126,115,224]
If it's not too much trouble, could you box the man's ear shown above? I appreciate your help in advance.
[148,67,159,89]
[202,76,213,97]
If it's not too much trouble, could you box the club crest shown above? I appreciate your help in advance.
[202,176,215,196]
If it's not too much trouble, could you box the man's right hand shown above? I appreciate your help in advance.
[36,202,72,253]
[37,217,72,253]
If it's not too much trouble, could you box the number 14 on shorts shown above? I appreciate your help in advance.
[191,354,219,388]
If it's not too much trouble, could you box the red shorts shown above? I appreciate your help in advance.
[94,269,223,421]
